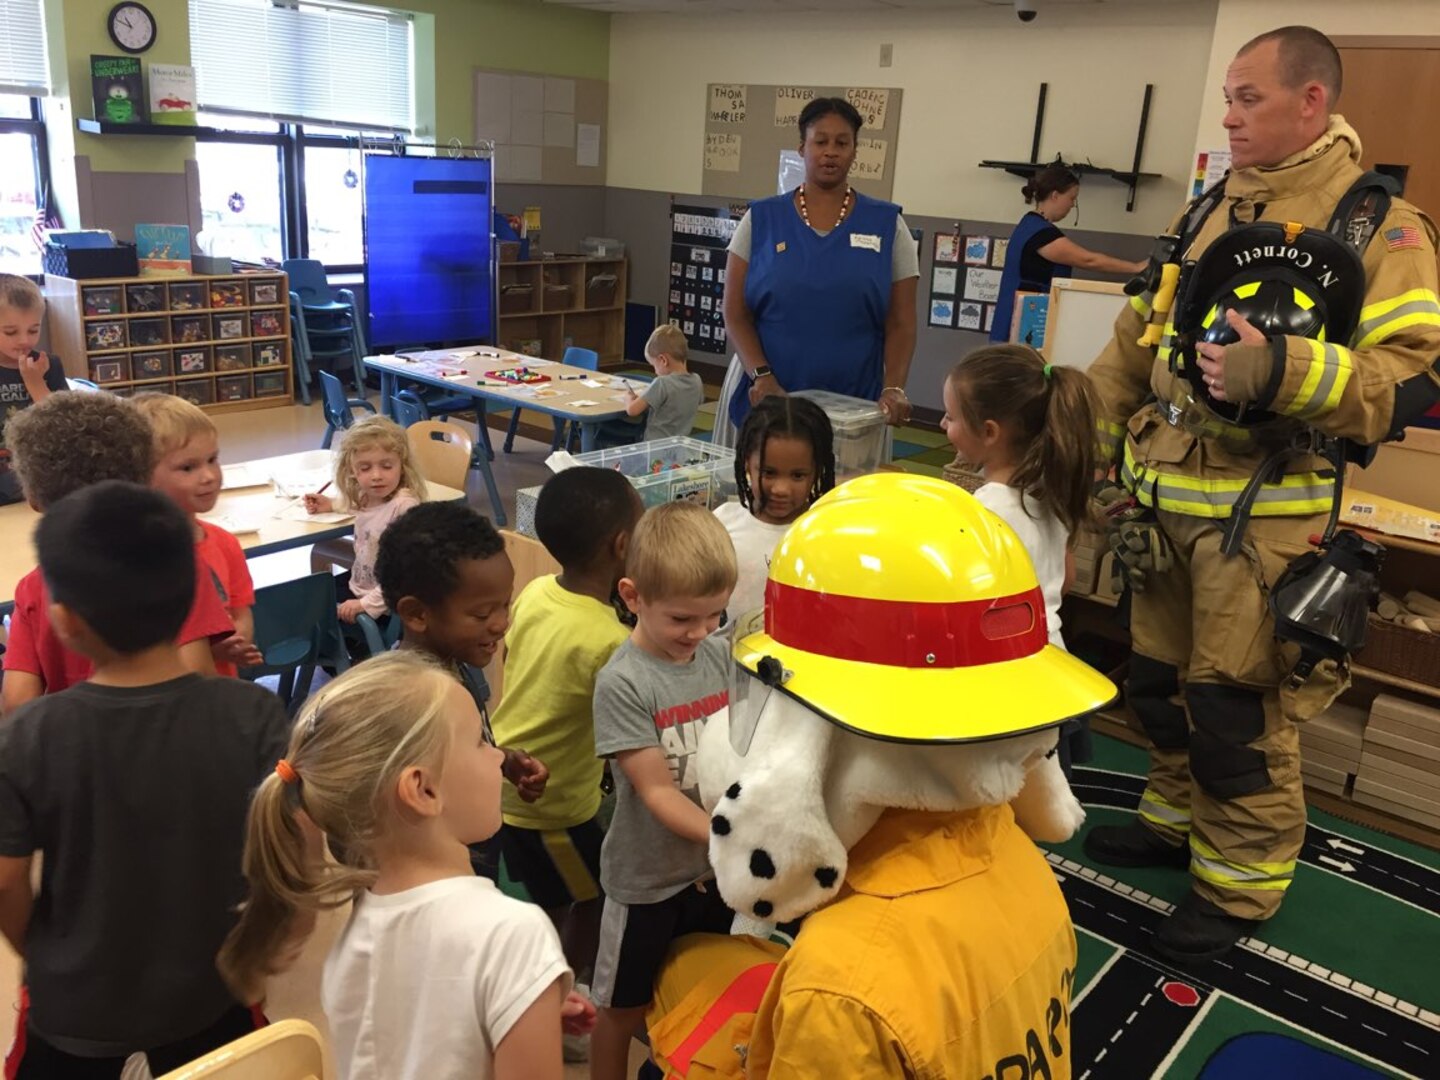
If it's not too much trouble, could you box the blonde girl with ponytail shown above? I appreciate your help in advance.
[219,651,594,1079]
[941,345,1102,771]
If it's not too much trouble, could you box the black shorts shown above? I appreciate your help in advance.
[498,818,604,909]
[591,881,734,1010]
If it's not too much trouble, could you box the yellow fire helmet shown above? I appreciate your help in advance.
[734,472,1117,743]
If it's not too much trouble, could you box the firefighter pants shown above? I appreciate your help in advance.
[1128,508,1334,921]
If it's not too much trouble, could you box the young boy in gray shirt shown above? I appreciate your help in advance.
[589,501,738,1080]
[622,324,704,440]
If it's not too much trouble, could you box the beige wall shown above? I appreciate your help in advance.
[1194,0,1440,160]
[606,2,1217,235]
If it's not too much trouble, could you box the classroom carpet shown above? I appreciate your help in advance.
[499,731,1440,1078]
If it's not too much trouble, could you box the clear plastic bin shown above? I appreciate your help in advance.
[572,436,736,509]
[790,389,894,479]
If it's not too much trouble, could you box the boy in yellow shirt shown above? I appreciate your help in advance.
[491,467,644,980]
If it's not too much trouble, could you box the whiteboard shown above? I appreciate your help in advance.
[1043,278,1127,371]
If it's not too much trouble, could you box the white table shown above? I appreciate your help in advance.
[0,449,464,610]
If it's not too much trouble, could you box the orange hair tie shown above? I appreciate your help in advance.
[274,759,300,785]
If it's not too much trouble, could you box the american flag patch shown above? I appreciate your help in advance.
[1385,226,1423,251]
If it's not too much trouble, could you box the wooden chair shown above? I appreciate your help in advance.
[479,530,563,709]
[407,420,472,492]
[155,1018,325,1079]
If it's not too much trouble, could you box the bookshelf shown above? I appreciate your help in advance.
[497,256,627,366]
[44,272,294,413]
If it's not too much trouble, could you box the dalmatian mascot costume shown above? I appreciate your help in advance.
[645,473,1116,1079]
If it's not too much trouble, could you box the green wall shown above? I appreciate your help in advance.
[51,0,611,174]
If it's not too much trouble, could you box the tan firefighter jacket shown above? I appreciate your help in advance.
[1091,116,1440,519]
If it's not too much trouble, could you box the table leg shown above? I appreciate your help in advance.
[473,448,508,527]
[379,371,396,417]
[580,420,600,454]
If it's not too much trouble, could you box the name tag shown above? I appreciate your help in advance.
[850,233,882,252]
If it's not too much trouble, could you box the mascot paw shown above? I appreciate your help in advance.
[709,779,848,925]
[1010,752,1087,843]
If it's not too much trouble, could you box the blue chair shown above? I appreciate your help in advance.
[391,347,495,461]
[241,573,348,712]
[354,611,403,657]
[390,389,429,428]
[319,369,376,449]
[502,346,599,454]
[285,258,364,394]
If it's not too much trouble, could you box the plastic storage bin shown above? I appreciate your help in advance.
[789,389,893,479]
[573,436,736,509]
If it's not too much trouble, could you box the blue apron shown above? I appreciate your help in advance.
[729,191,898,429]
[990,211,1070,343]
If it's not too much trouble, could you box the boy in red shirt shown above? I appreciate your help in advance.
[134,393,260,676]
[1,392,234,713]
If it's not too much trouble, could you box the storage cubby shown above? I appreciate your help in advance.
[44,272,294,413]
[496,257,627,365]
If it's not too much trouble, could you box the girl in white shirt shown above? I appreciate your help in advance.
[714,396,836,632]
[941,344,1101,775]
[219,651,594,1080]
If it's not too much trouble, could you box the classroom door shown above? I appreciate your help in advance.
[1337,45,1440,220]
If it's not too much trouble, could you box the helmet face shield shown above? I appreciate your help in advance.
[729,605,784,758]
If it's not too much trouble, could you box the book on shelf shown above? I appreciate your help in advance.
[148,64,196,126]
[91,55,147,124]
[135,224,193,276]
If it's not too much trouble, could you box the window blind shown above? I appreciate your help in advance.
[0,0,50,97]
[189,0,413,132]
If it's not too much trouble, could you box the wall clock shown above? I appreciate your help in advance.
[108,2,157,55]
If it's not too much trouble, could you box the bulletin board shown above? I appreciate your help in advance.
[702,84,903,201]
[926,230,1010,335]
[1042,278,1127,371]
[473,68,608,186]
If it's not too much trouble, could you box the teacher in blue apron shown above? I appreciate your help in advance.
[990,164,1148,345]
[717,97,919,446]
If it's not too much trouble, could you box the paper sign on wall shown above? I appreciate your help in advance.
[709,84,748,124]
[774,86,815,128]
[853,138,887,181]
[964,267,1003,304]
[705,132,742,172]
[1194,148,1232,196]
[845,87,890,129]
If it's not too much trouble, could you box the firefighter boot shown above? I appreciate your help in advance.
[1084,821,1191,869]
[1153,889,1259,964]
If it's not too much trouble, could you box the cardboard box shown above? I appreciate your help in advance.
[1345,428,1440,517]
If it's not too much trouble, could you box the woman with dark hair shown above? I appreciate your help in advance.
[990,164,1147,344]
[718,97,919,446]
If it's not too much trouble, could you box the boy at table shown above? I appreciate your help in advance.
[0,275,67,507]
[1,393,234,714]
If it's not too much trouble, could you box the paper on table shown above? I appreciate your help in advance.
[582,379,606,388]
[274,502,353,524]
[199,511,264,535]
[270,470,333,498]
[567,399,601,407]
[221,464,269,490]
[546,450,582,473]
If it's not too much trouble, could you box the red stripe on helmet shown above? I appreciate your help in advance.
[764,579,1049,668]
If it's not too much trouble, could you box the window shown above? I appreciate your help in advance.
[194,117,287,265]
[0,0,50,99]
[189,0,413,131]
[0,95,49,276]
[190,0,416,270]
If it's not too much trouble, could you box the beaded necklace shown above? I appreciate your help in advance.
[797,184,853,231]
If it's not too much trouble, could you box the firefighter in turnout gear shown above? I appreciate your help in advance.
[1083,26,1440,962]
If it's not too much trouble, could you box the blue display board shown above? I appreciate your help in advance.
[363,155,495,349]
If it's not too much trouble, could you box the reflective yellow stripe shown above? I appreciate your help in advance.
[1189,835,1295,892]
[540,829,600,902]
[1355,288,1440,349]
[1280,339,1352,420]
[1233,282,1262,300]
[1138,789,1191,833]
[1130,293,1153,319]
[1201,304,1219,331]
[1122,442,1334,519]
[1099,419,1125,439]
